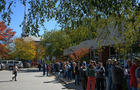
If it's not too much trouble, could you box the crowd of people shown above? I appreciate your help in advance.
[38,57,140,90]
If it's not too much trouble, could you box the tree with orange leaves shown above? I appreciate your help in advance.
[0,21,16,59]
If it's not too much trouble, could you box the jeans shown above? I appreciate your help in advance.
[126,78,132,90]
[87,77,96,90]
[107,77,112,90]
[46,70,49,76]
[68,71,72,80]
[56,72,60,80]
[132,87,137,90]
[75,75,80,85]
[43,69,46,76]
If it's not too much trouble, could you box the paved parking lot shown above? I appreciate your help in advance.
[0,69,68,90]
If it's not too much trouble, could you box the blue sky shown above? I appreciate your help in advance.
[9,1,60,38]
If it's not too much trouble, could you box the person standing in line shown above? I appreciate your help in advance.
[135,58,140,90]
[42,63,46,76]
[67,62,72,80]
[62,62,66,78]
[111,59,124,90]
[12,64,18,81]
[80,62,87,90]
[38,63,41,71]
[135,62,140,90]
[46,64,50,76]
[55,62,60,81]
[65,61,69,80]
[86,60,96,90]
[130,58,139,90]
[69,61,73,80]
[107,59,112,90]
[124,60,132,90]
[74,62,80,86]
[96,62,105,90]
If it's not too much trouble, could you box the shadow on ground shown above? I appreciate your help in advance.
[43,79,61,84]
[18,68,42,73]
[0,80,12,83]
[35,74,54,77]
[61,82,82,90]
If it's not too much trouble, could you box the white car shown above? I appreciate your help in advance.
[1,61,8,69]
[14,61,23,68]
[8,60,23,69]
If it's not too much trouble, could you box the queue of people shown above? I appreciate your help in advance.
[38,57,140,90]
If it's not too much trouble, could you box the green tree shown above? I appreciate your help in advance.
[0,0,139,35]
[42,30,71,58]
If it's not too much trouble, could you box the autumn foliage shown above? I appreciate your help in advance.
[70,48,89,61]
[0,21,16,58]
[13,38,36,60]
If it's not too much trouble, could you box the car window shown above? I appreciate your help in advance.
[9,61,13,64]
[14,61,19,64]
[2,61,7,64]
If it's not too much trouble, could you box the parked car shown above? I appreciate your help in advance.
[8,60,23,69]
[1,60,8,69]
[8,60,14,70]
[0,60,23,70]
[14,61,23,68]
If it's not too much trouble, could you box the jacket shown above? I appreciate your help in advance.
[111,65,124,84]
[86,67,96,77]
[96,66,105,78]
[130,64,137,88]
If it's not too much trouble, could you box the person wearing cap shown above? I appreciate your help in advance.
[86,60,96,90]
[130,58,139,90]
